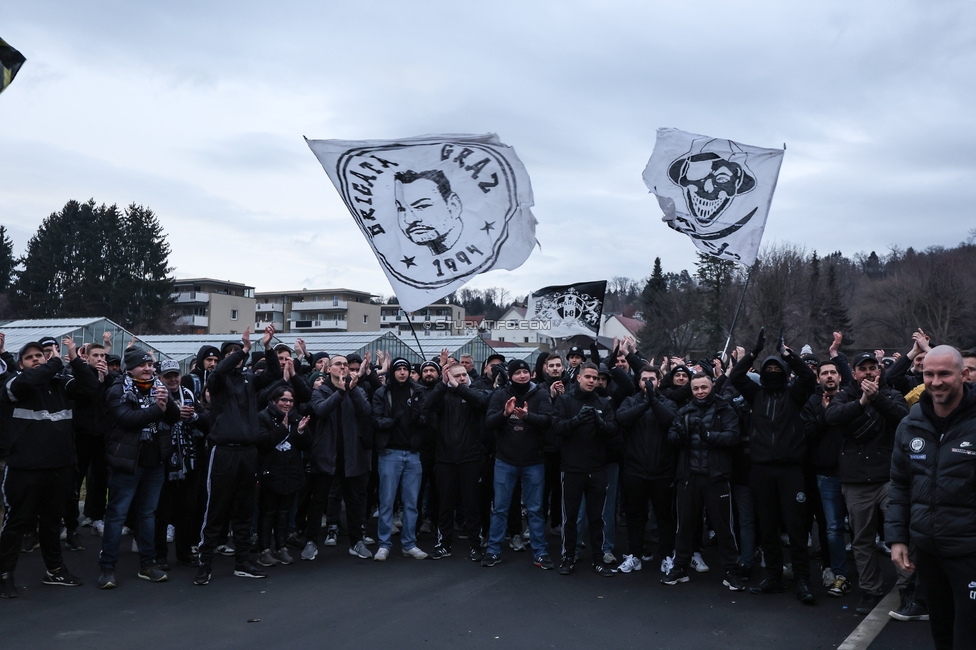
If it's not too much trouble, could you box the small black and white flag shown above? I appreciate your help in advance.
[526,280,607,339]
[642,128,784,267]
[306,133,538,313]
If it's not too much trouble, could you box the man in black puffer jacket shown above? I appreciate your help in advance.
[886,346,976,650]
[615,365,676,574]
[826,352,910,614]
[182,345,220,402]
[196,326,280,585]
[730,328,817,604]
[424,361,490,561]
[662,373,742,591]
[551,362,621,577]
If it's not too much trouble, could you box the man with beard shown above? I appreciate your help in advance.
[424,362,489,560]
[662,373,743,591]
[826,352,909,615]
[730,328,817,605]
[543,355,567,533]
[887,346,976,650]
[182,345,220,402]
[483,360,554,569]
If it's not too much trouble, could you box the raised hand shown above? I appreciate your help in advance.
[298,415,311,433]
[752,326,766,357]
[361,351,372,376]
[62,337,78,361]
[241,327,252,353]
[829,331,843,358]
[262,324,275,349]
[513,403,528,419]
[154,385,168,409]
[439,347,450,368]
[504,396,516,417]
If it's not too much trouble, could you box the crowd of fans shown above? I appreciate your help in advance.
[1,324,973,649]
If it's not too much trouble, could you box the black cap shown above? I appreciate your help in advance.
[420,360,440,372]
[346,353,363,365]
[507,359,530,375]
[106,354,122,365]
[800,353,821,367]
[18,341,44,360]
[485,352,506,365]
[221,340,243,356]
[391,357,411,371]
[123,347,153,370]
[851,352,878,368]
[567,346,585,359]
[39,336,58,349]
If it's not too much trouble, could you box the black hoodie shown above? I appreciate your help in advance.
[551,385,621,472]
[182,345,220,400]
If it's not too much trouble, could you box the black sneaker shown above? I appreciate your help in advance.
[535,555,555,570]
[558,558,575,575]
[42,565,82,587]
[138,565,168,582]
[723,570,745,592]
[856,592,882,615]
[21,533,39,553]
[0,572,17,598]
[469,548,485,563]
[737,562,754,582]
[154,559,171,572]
[749,575,786,595]
[177,554,201,567]
[593,563,614,577]
[430,545,452,560]
[889,599,929,621]
[97,569,116,590]
[286,533,304,550]
[233,561,267,579]
[194,565,212,586]
[796,579,816,605]
[65,530,85,551]
[480,553,501,567]
[661,566,689,585]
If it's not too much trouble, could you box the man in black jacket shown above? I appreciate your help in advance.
[182,345,220,401]
[615,365,677,574]
[730,328,817,604]
[483,359,555,569]
[195,325,280,585]
[98,348,181,589]
[826,351,910,614]
[0,338,97,597]
[551,362,621,576]
[424,362,490,561]
[662,374,743,591]
[887,346,976,650]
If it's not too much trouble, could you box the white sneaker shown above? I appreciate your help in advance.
[402,546,428,560]
[510,535,526,552]
[323,528,338,547]
[822,567,835,588]
[614,554,642,573]
[91,520,104,537]
[122,526,133,536]
[131,539,139,553]
[660,554,675,574]
[166,525,175,543]
[80,517,93,528]
[603,552,617,565]
[783,563,793,580]
[60,527,67,541]
[362,535,376,546]
[374,547,390,561]
[691,552,710,573]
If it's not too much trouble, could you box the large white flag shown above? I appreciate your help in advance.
[642,128,784,267]
[307,133,538,313]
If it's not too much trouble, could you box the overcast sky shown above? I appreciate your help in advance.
[2,0,974,302]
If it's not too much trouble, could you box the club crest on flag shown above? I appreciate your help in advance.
[527,280,607,339]
[308,134,537,313]
[643,128,784,267]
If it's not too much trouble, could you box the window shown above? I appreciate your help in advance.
[499,337,505,342]
[363,315,369,324]
[333,295,339,306]
[524,337,529,343]
[231,309,238,320]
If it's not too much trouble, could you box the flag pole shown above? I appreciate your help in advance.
[721,266,754,362]
[403,311,427,362]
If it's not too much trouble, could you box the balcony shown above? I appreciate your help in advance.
[291,300,348,312]
[173,291,210,304]
[255,302,284,312]
[176,315,209,327]
[289,320,347,331]
[381,312,453,323]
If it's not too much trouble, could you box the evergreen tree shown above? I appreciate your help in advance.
[0,224,13,292]
[823,263,854,348]
[648,257,665,293]
[695,252,736,354]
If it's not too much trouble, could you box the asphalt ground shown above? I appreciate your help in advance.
[0,524,931,650]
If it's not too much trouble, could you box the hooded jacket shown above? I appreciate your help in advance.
[729,352,817,465]
[424,380,490,464]
[824,380,908,483]
[485,381,553,467]
[308,379,372,476]
[105,375,181,474]
[801,389,844,477]
[1,355,99,470]
[616,388,678,480]
[371,379,426,453]
[885,385,976,558]
[182,345,220,400]
[256,403,309,494]
[206,348,281,446]
[667,391,740,482]
[551,385,620,472]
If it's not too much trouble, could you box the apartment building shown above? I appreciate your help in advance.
[378,300,466,337]
[254,288,380,334]
[172,278,256,335]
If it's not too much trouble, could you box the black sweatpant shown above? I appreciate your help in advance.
[198,446,258,566]
[560,468,607,565]
[915,548,976,650]
[0,466,72,574]
[543,452,562,528]
[258,486,297,551]
[65,434,108,530]
[154,470,200,562]
[434,460,481,551]
[306,472,367,546]
[420,450,438,524]
[674,474,738,572]
[750,463,810,581]
[622,474,675,560]
[804,467,829,562]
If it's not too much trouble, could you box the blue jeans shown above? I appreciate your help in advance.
[488,459,547,558]
[99,465,165,570]
[577,462,617,555]
[817,475,849,577]
[733,484,756,567]
[377,449,422,551]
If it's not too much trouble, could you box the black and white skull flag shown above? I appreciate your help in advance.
[526,280,607,339]
[642,128,784,267]
[306,133,538,312]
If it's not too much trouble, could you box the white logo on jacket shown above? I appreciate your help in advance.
[909,437,925,453]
